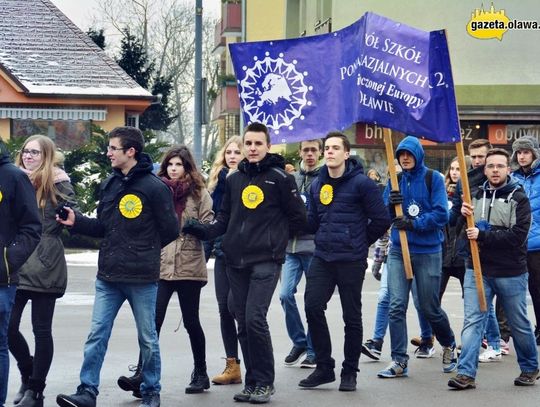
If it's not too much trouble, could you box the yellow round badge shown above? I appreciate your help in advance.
[242,185,264,209]
[320,184,333,205]
[0,190,3,203]
[119,194,143,219]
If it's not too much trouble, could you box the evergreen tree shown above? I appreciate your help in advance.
[116,28,154,89]
[139,74,176,131]
[87,28,106,50]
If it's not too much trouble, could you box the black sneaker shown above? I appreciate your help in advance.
[284,346,307,365]
[448,374,476,390]
[233,385,255,402]
[514,369,540,386]
[298,368,335,388]
[361,339,382,361]
[339,371,357,392]
[249,385,275,404]
[300,356,316,369]
[56,386,96,407]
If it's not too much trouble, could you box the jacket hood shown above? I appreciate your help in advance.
[299,161,321,176]
[238,153,285,175]
[319,157,364,183]
[112,152,154,180]
[480,174,521,195]
[511,135,540,171]
[395,136,425,175]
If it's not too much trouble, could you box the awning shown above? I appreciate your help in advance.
[0,106,107,121]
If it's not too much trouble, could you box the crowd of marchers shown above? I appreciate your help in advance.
[1,123,540,407]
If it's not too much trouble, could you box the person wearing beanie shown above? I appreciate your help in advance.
[512,135,540,345]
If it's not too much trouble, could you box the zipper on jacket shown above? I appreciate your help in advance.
[3,247,10,285]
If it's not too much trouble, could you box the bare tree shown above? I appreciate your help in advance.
[95,0,220,156]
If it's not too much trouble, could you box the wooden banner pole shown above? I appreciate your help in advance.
[455,141,487,311]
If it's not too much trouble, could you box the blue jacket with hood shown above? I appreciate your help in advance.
[307,158,390,262]
[384,136,448,254]
[511,135,540,252]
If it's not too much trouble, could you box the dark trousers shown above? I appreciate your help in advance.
[8,290,57,391]
[227,262,280,387]
[214,256,238,359]
[439,266,465,300]
[305,257,366,373]
[527,251,540,328]
[141,280,206,368]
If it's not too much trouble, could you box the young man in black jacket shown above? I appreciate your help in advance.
[448,148,538,390]
[0,140,41,407]
[56,127,179,407]
[298,132,390,392]
[183,122,307,404]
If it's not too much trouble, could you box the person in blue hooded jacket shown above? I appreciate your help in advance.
[511,135,540,345]
[298,132,390,392]
[377,136,457,379]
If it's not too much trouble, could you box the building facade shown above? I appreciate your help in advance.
[0,0,153,149]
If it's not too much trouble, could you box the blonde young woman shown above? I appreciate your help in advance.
[9,135,76,407]
[206,136,244,385]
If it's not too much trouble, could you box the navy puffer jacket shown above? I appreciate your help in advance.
[308,158,390,262]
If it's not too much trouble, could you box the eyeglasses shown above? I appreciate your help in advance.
[485,164,508,170]
[301,147,319,153]
[21,149,41,157]
[106,145,128,152]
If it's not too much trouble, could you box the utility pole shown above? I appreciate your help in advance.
[194,0,203,166]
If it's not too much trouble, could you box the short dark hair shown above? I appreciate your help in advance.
[324,131,350,152]
[109,126,144,154]
[485,148,510,165]
[468,139,492,152]
[299,139,323,151]
[243,122,270,144]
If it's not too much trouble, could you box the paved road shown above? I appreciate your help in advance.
[7,258,540,406]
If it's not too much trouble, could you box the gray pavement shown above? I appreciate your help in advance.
[7,258,540,406]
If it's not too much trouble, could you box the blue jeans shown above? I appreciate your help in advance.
[485,301,501,348]
[411,280,434,341]
[279,253,314,358]
[373,265,389,341]
[373,265,432,342]
[458,270,538,378]
[0,285,16,407]
[79,279,160,396]
[387,250,455,364]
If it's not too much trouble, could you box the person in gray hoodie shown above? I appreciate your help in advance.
[280,139,322,368]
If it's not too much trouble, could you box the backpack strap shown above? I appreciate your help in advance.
[397,169,433,195]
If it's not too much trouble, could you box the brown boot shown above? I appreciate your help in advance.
[211,358,242,385]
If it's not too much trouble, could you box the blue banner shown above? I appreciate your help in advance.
[229,12,461,144]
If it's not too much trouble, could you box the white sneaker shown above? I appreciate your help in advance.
[500,339,510,355]
[479,346,502,363]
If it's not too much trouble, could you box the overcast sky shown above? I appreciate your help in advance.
[50,0,221,32]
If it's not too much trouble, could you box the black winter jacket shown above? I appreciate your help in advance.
[18,176,77,296]
[468,176,531,278]
[72,154,179,283]
[307,159,391,262]
[202,153,307,268]
[0,151,41,286]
